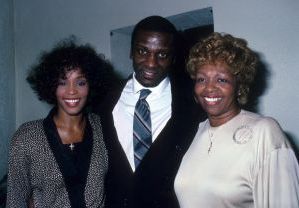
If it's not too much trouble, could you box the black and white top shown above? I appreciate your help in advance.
[6,110,108,208]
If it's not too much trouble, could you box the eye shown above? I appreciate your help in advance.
[137,48,147,56]
[77,79,88,86]
[157,52,168,59]
[217,78,229,83]
[196,77,205,83]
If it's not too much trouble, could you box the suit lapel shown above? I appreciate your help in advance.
[101,79,135,176]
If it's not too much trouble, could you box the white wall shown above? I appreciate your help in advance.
[14,0,299,150]
[0,0,15,178]
[213,0,299,148]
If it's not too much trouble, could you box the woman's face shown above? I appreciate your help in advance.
[194,63,240,125]
[56,68,89,117]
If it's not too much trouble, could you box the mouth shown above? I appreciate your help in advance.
[64,99,80,107]
[203,96,222,105]
[142,69,157,78]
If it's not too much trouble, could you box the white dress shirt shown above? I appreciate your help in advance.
[112,74,172,171]
[175,110,299,208]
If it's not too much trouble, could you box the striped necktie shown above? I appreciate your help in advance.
[133,89,152,168]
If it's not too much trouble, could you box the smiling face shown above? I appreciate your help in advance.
[55,68,89,117]
[131,30,174,87]
[194,63,240,126]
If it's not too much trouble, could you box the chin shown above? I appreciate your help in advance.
[65,108,85,116]
[205,109,223,118]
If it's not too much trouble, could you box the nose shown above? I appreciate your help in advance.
[145,54,158,68]
[67,83,78,95]
[205,80,217,92]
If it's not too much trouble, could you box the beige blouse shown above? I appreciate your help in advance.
[175,110,299,208]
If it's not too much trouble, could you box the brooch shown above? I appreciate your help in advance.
[233,125,253,144]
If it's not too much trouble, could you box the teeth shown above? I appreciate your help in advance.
[144,71,155,75]
[64,99,79,103]
[204,97,221,102]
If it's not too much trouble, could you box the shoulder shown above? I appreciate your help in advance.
[12,119,44,139]
[10,119,44,150]
[242,110,289,150]
[242,110,281,130]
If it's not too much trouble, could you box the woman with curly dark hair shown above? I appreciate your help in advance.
[6,39,112,208]
[174,32,299,208]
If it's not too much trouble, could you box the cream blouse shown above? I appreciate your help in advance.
[174,110,299,208]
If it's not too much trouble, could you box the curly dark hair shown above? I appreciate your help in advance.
[27,38,114,106]
[187,32,258,105]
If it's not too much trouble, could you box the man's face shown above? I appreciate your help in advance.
[131,30,175,87]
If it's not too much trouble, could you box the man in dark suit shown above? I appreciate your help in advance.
[95,16,205,208]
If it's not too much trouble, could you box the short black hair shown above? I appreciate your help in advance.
[131,15,178,50]
[27,37,114,106]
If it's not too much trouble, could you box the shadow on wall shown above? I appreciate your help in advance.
[239,54,299,162]
[285,132,299,163]
[0,174,7,208]
[243,52,271,113]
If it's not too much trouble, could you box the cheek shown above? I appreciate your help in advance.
[81,86,89,97]
[224,87,238,106]
[194,84,203,96]
[55,87,64,97]
[226,86,237,98]
[193,85,204,103]
[133,56,144,65]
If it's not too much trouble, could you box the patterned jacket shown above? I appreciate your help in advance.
[6,113,107,208]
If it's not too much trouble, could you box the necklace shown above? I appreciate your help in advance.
[69,143,75,151]
[68,120,86,151]
[207,127,214,154]
[55,117,86,151]
[206,120,219,155]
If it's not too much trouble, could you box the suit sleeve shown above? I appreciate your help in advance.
[6,125,32,208]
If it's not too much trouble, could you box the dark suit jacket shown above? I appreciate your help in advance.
[93,73,206,208]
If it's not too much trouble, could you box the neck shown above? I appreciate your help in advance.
[53,111,85,129]
[53,111,87,144]
[208,108,241,127]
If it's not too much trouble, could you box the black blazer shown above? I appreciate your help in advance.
[93,73,206,208]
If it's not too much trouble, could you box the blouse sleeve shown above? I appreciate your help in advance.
[6,125,32,207]
[253,118,299,208]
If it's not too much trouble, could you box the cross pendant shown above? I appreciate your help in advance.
[69,143,75,151]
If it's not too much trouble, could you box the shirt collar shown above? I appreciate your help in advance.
[132,72,170,96]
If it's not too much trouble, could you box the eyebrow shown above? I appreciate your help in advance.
[59,74,87,80]
[134,43,173,51]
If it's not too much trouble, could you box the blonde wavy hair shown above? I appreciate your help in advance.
[186,32,257,105]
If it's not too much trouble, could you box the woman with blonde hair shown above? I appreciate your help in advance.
[175,32,299,208]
